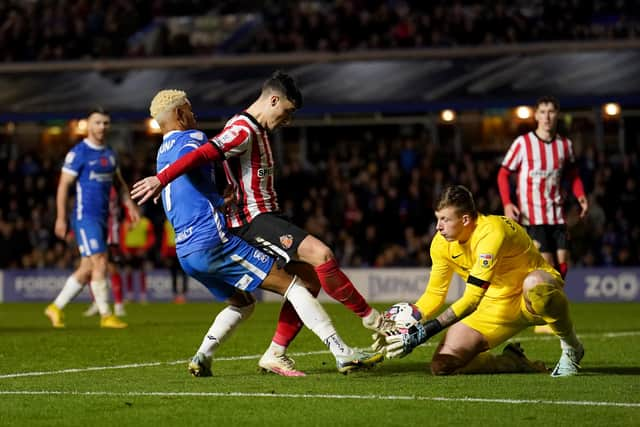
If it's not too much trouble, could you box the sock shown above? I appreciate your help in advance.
[558,262,568,279]
[197,304,254,358]
[324,333,353,357]
[265,341,287,357]
[284,276,353,357]
[126,272,133,296]
[90,279,112,316]
[111,272,123,304]
[139,271,147,297]
[314,258,370,317]
[526,283,581,351]
[271,286,320,348]
[53,275,84,309]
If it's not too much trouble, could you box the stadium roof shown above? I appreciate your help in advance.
[1,47,639,121]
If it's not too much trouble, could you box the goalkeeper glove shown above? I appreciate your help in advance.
[384,320,443,359]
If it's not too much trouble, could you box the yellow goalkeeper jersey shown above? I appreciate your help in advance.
[416,214,557,318]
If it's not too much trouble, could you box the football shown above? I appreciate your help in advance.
[383,302,422,331]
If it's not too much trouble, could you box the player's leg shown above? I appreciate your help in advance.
[522,270,583,377]
[179,245,259,377]
[529,226,558,334]
[430,313,544,375]
[137,257,148,303]
[259,262,320,376]
[239,213,382,330]
[260,265,383,374]
[553,223,571,279]
[45,256,92,328]
[46,220,97,327]
[189,291,256,377]
[108,259,126,316]
[89,251,126,328]
[298,234,380,322]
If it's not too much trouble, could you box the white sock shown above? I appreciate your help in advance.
[560,327,582,352]
[90,279,111,316]
[53,275,83,309]
[284,277,353,357]
[197,304,254,358]
[266,341,287,356]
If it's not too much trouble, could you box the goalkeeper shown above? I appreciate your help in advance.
[374,185,583,377]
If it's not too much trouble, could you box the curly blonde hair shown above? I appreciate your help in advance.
[149,89,188,120]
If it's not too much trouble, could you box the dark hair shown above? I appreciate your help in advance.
[436,185,478,219]
[87,106,110,118]
[535,95,559,111]
[263,70,303,109]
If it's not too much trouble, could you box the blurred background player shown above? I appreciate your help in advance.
[497,96,589,333]
[131,71,392,376]
[134,89,382,376]
[375,185,584,377]
[45,107,136,328]
[161,218,189,304]
[120,211,156,303]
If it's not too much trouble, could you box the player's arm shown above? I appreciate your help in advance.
[566,164,588,218]
[55,171,76,239]
[498,139,522,221]
[414,245,453,319]
[131,126,248,205]
[114,168,140,224]
[384,225,502,358]
[498,167,520,221]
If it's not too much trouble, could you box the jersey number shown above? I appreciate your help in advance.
[163,183,172,211]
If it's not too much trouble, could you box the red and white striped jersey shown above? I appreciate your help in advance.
[211,112,279,228]
[501,131,576,226]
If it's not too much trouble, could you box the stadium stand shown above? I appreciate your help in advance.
[0,0,638,269]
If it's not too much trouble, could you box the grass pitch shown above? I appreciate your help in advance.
[0,301,638,427]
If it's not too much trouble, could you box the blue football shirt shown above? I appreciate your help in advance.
[156,130,228,257]
[62,139,116,222]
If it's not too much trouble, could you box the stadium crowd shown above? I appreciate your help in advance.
[0,1,638,271]
[0,129,638,270]
[0,0,639,61]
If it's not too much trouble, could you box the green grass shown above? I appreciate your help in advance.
[1,302,639,427]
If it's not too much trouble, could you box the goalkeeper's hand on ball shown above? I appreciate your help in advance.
[383,323,428,358]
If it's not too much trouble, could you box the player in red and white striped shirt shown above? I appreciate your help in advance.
[132,71,390,376]
[498,96,589,280]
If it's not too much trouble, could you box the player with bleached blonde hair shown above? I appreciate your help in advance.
[141,88,382,376]
[132,72,392,377]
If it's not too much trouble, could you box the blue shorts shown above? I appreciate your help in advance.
[73,217,108,257]
[179,234,275,301]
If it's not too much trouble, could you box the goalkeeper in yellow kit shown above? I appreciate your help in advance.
[375,185,584,377]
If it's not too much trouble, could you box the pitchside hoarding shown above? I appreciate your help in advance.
[0,268,639,303]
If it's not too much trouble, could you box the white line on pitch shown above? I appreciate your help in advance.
[0,390,638,408]
[0,330,637,380]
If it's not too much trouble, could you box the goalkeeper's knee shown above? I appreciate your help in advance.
[526,282,568,322]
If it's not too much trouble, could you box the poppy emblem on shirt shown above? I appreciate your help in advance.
[479,253,493,268]
[100,157,109,166]
[280,234,294,249]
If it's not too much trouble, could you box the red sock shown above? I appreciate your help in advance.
[111,273,123,304]
[315,258,371,317]
[126,272,134,294]
[272,285,321,347]
[139,271,147,295]
[558,262,568,279]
